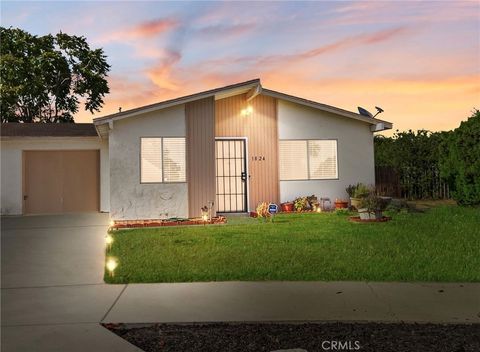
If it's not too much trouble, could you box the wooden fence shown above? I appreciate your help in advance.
[375,166,450,199]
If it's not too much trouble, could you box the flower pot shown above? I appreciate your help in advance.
[350,197,362,210]
[335,201,348,209]
[281,202,294,212]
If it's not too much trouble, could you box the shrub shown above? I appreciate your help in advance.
[353,183,371,198]
[346,184,357,197]
[439,109,480,205]
[293,197,308,211]
[359,194,388,212]
[256,202,271,221]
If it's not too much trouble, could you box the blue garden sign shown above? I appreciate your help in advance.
[268,203,278,214]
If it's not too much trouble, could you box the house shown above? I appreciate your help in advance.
[1,79,392,218]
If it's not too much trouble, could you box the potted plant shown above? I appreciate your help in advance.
[280,201,294,212]
[357,194,388,220]
[293,197,308,212]
[256,202,271,222]
[334,198,349,209]
[349,183,370,210]
[306,195,318,211]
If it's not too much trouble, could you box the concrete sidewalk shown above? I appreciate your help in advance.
[103,281,480,324]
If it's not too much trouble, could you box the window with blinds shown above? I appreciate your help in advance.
[279,139,338,181]
[140,137,186,183]
[308,140,338,179]
[163,138,186,182]
[141,138,163,183]
[279,140,308,180]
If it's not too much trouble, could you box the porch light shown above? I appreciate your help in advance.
[241,106,253,116]
[106,257,118,276]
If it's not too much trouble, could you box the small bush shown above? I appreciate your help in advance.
[359,194,388,212]
[294,197,308,211]
[353,183,371,198]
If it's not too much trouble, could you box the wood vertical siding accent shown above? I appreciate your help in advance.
[186,97,216,217]
[215,94,279,210]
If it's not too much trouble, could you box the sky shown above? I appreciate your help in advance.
[2,1,479,134]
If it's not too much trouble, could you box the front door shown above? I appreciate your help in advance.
[215,139,248,213]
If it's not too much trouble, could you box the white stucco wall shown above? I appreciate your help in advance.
[0,137,109,215]
[278,99,375,203]
[108,105,188,220]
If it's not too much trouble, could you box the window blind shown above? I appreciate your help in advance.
[308,140,338,179]
[279,139,338,180]
[163,138,186,182]
[279,140,308,180]
[141,138,163,183]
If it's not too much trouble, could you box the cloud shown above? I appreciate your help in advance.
[97,17,178,43]
[196,22,255,38]
[145,49,182,91]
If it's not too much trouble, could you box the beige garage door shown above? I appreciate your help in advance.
[23,150,100,214]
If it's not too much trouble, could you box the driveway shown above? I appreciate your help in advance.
[1,213,141,352]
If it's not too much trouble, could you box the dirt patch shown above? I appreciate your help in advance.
[104,321,479,352]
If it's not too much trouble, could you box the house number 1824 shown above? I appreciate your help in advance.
[252,156,266,161]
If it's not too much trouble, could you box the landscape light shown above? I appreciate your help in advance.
[106,257,118,276]
[202,214,208,222]
[105,234,114,246]
[109,220,115,227]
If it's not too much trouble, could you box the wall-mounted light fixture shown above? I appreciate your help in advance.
[241,106,253,116]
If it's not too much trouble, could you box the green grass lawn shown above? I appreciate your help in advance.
[104,205,480,283]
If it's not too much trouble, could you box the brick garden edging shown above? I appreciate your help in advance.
[111,216,227,229]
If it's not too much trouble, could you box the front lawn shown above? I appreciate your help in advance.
[105,206,480,283]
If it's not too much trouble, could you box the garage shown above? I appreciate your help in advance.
[23,150,100,214]
[1,123,109,215]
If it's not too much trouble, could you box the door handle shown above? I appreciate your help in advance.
[241,172,247,181]
[23,195,28,200]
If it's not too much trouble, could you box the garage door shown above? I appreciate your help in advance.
[23,150,100,214]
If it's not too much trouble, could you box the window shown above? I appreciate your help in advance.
[140,137,186,183]
[279,140,308,180]
[279,139,338,180]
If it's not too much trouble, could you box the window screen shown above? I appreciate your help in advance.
[163,138,186,182]
[140,137,186,183]
[279,139,338,181]
[141,138,162,183]
[279,140,308,180]
[308,140,338,179]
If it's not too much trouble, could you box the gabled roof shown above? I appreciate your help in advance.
[93,78,392,137]
[1,123,97,137]
[94,79,261,124]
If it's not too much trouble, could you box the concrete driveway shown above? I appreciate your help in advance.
[1,213,141,352]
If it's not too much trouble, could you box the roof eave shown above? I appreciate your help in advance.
[93,79,261,126]
[261,89,392,127]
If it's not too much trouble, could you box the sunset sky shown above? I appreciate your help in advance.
[2,1,479,134]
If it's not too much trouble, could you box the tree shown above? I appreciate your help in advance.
[374,130,447,199]
[0,27,110,123]
[439,109,480,205]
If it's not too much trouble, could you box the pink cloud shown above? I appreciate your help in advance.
[97,17,178,43]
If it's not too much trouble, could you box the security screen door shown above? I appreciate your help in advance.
[215,139,248,213]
